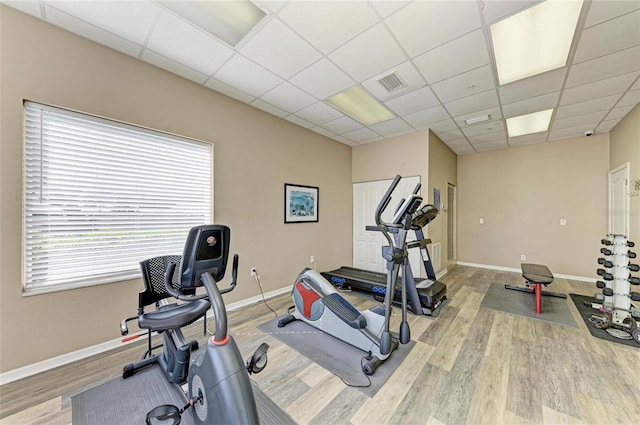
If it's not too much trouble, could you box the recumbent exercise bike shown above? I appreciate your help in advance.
[121,225,271,424]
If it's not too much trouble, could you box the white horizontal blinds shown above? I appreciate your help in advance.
[23,101,212,292]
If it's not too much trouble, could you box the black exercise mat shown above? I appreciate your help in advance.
[258,317,414,397]
[480,282,578,327]
[72,364,294,425]
[569,293,640,349]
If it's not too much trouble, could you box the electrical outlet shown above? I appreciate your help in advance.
[521,254,526,261]
[310,255,315,264]
[250,267,257,277]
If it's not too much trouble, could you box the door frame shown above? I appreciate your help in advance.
[608,162,630,235]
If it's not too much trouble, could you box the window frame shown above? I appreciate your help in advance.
[22,100,213,295]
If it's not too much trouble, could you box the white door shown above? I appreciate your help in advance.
[609,163,630,236]
[353,176,421,277]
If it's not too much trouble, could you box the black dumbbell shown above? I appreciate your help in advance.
[630,263,640,272]
[596,269,614,280]
[631,292,640,302]
[631,277,640,285]
[600,248,612,255]
[629,241,636,248]
[629,251,637,259]
[596,280,606,289]
[603,287,614,297]
[602,239,612,246]
[597,259,614,268]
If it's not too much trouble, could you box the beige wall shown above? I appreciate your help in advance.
[610,104,640,245]
[352,131,429,184]
[457,134,610,277]
[428,131,457,273]
[0,6,352,372]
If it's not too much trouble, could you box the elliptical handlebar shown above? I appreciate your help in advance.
[375,175,402,231]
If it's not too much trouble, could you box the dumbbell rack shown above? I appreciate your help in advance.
[592,234,640,343]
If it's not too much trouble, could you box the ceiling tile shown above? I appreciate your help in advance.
[295,102,343,125]
[147,12,234,75]
[204,79,255,103]
[284,114,314,129]
[431,65,496,103]
[213,54,282,97]
[429,118,459,132]
[322,116,363,134]
[435,129,465,142]
[552,111,608,130]
[444,89,499,117]
[574,10,640,64]
[4,1,42,18]
[369,118,413,137]
[631,77,640,90]
[509,132,548,146]
[555,94,621,119]
[502,91,559,118]
[596,119,621,132]
[256,1,288,14]
[240,18,321,79]
[451,144,477,155]
[566,46,640,88]
[617,89,640,108]
[370,1,409,18]
[278,2,378,54]
[560,72,639,105]
[384,86,439,116]
[44,5,142,57]
[444,138,474,149]
[413,29,490,84]
[140,50,207,84]
[473,139,509,152]
[328,24,406,81]
[290,58,355,100]
[385,0,481,56]
[548,125,591,141]
[259,82,317,113]
[481,0,538,24]
[585,0,640,28]
[499,68,566,104]
[343,127,383,143]
[47,0,161,45]
[249,98,288,118]
[309,126,336,138]
[468,130,507,144]
[404,105,450,129]
[605,104,636,120]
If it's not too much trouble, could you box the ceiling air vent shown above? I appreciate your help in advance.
[377,72,407,94]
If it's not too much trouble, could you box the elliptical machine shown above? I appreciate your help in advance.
[121,225,272,425]
[278,175,420,375]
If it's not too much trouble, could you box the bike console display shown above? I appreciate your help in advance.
[180,225,231,290]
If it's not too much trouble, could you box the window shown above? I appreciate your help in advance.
[23,101,212,294]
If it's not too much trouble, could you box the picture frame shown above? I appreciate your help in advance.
[284,183,319,223]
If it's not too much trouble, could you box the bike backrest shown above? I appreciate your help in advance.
[179,224,231,290]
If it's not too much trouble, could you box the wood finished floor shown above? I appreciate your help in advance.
[1,265,639,425]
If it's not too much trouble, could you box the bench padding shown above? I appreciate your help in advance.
[521,263,554,285]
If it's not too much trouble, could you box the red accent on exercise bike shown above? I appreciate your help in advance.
[211,335,229,345]
[295,280,320,318]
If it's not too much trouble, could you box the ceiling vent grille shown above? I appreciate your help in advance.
[377,72,407,93]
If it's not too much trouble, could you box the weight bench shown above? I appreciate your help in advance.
[505,263,567,314]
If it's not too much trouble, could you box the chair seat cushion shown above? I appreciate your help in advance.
[138,299,210,331]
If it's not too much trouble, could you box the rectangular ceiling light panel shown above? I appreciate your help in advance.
[506,108,554,137]
[160,0,267,47]
[491,0,583,85]
[326,86,396,126]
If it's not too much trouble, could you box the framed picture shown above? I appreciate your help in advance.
[284,183,319,223]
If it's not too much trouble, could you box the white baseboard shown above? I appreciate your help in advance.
[0,285,292,385]
[455,261,596,283]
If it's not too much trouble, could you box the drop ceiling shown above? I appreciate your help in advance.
[5,0,640,154]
